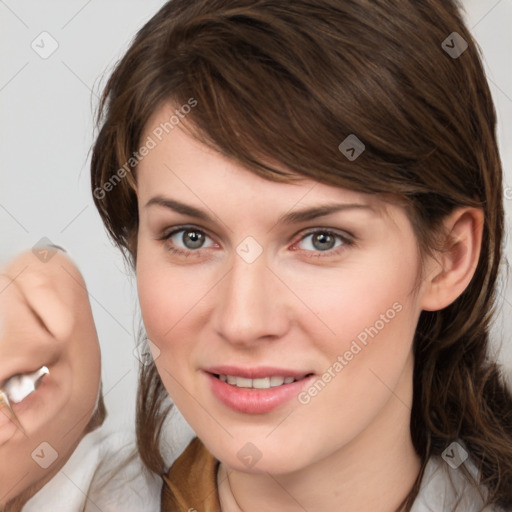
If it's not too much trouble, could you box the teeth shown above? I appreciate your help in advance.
[252,377,270,389]
[218,374,298,389]
[3,366,49,404]
[270,376,285,387]
[236,377,253,388]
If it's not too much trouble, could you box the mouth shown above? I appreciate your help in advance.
[204,366,315,414]
[0,366,52,441]
[2,366,49,404]
[214,373,311,389]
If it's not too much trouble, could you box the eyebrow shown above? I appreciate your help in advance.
[145,196,374,225]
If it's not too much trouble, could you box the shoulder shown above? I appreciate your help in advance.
[412,453,509,512]
[86,427,162,512]
[162,437,221,512]
[23,425,161,512]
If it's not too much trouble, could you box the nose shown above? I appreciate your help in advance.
[212,251,290,348]
[0,276,61,384]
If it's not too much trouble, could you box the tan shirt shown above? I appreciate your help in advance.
[162,437,221,512]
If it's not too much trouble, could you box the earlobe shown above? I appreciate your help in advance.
[420,207,484,312]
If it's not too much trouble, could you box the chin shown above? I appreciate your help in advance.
[205,435,315,476]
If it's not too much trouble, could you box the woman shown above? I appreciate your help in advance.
[91,0,512,510]
[0,248,160,511]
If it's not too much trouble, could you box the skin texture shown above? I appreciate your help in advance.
[136,104,483,511]
[0,250,101,508]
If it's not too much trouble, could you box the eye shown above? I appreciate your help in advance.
[159,226,216,256]
[158,226,354,259]
[293,229,353,257]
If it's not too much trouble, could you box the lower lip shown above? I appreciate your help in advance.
[0,374,53,439]
[11,374,53,415]
[206,373,314,414]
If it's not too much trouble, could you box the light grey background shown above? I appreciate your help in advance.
[1,0,511,437]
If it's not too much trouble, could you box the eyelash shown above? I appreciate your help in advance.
[158,225,355,259]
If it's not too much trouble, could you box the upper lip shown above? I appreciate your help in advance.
[204,366,313,379]
[2,366,49,403]
[0,346,60,386]
[0,363,51,388]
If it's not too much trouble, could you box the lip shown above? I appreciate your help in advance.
[10,370,53,415]
[0,353,60,387]
[204,365,310,380]
[204,367,315,414]
[2,366,49,404]
[0,367,36,387]
[0,370,54,443]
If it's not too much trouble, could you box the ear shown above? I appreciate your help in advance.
[420,207,484,312]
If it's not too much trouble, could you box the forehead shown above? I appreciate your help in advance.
[137,103,397,225]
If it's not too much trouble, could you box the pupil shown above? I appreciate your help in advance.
[314,233,334,251]
[184,230,204,249]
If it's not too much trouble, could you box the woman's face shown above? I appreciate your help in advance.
[0,251,101,505]
[136,104,429,474]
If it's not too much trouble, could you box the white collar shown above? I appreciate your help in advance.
[412,454,499,512]
[22,424,161,512]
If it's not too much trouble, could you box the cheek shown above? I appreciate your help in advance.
[291,251,421,421]
[70,343,101,417]
[289,253,419,349]
[136,242,213,345]
[136,243,170,339]
[308,263,419,399]
[136,261,189,344]
[67,297,102,407]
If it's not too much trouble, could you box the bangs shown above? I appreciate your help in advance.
[128,1,470,199]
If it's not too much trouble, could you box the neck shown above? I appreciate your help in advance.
[218,354,421,512]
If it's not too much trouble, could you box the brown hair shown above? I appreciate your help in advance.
[91,0,512,509]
